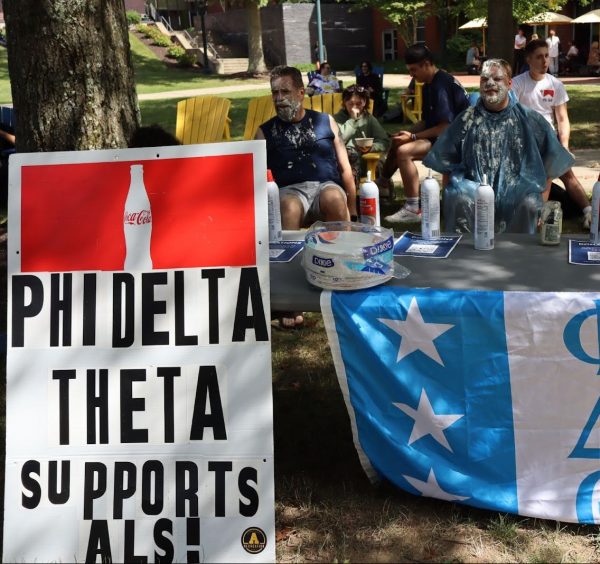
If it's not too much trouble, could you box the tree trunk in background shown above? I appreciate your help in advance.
[487,0,515,64]
[3,0,140,152]
[246,1,267,74]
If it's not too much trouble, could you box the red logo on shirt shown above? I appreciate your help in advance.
[541,89,554,97]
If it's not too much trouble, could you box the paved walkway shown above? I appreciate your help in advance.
[138,72,600,101]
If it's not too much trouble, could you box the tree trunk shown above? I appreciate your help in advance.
[487,0,515,64]
[3,0,140,152]
[246,1,267,74]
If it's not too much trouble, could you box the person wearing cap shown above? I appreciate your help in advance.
[423,58,573,234]
[380,44,470,224]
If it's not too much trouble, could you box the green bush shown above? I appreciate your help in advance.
[177,52,197,68]
[136,24,152,36]
[151,34,173,48]
[126,10,142,25]
[167,45,186,59]
[446,31,482,68]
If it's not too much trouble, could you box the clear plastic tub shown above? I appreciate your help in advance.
[302,221,409,290]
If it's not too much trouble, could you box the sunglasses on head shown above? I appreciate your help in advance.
[346,85,366,93]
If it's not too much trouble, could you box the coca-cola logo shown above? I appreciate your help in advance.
[124,210,152,225]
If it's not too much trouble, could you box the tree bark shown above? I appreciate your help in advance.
[246,0,267,74]
[487,0,515,64]
[3,0,140,152]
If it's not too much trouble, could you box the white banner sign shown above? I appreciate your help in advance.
[3,142,275,562]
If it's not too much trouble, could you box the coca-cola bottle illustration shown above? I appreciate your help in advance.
[123,164,153,270]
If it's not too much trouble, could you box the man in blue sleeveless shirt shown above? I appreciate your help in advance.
[256,66,356,229]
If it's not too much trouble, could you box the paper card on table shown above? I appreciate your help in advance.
[568,239,600,265]
[393,231,462,259]
[269,240,304,262]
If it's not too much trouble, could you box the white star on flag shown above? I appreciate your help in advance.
[378,297,454,365]
[403,469,469,502]
[394,388,463,451]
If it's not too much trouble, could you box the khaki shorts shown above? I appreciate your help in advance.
[279,180,346,220]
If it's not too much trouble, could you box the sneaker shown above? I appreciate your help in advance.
[384,206,421,224]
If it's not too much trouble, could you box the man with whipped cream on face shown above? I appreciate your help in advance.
[255,65,356,229]
[423,58,574,234]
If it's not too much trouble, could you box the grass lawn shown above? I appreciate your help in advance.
[141,84,600,152]
[139,88,270,139]
[0,48,11,104]
[130,32,267,95]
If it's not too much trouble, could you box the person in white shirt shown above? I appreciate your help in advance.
[565,41,580,74]
[512,39,591,228]
[513,28,527,75]
[546,29,560,75]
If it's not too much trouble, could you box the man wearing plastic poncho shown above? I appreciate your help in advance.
[423,59,574,234]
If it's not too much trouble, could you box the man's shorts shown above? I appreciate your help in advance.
[280,180,346,220]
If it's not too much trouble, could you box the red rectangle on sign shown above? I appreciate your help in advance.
[20,154,256,272]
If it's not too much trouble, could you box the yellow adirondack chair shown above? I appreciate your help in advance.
[400,82,424,124]
[242,92,374,140]
[176,95,232,144]
[306,92,344,114]
[243,95,277,140]
[307,93,374,114]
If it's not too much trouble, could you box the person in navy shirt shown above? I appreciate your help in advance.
[381,44,469,224]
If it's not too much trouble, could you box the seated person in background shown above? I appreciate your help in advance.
[423,59,574,234]
[255,65,355,328]
[512,39,592,228]
[398,77,417,116]
[587,41,600,72]
[334,85,390,189]
[466,41,481,75]
[306,61,341,95]
[0,121,15,212]
[565,41,580,74]
[381,44,470,223]
[128,124,181,147]
[356,60,384,116]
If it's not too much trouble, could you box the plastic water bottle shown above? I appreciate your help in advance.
[123,164,153,270]
[359,170,380,225]
[474,173,495,251]
[421,169,440,239]
[590,173,600,244]
[267,169,282,243]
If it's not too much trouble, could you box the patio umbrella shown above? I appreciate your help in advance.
[571,8,600,24]
[523,11,573,25]
[459,18,487,56]
[572,9,600,52]
[523,11,573,38]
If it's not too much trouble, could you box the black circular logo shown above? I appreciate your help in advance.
[241,526,267,554]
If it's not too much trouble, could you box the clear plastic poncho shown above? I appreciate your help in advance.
[423,96,575,233]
